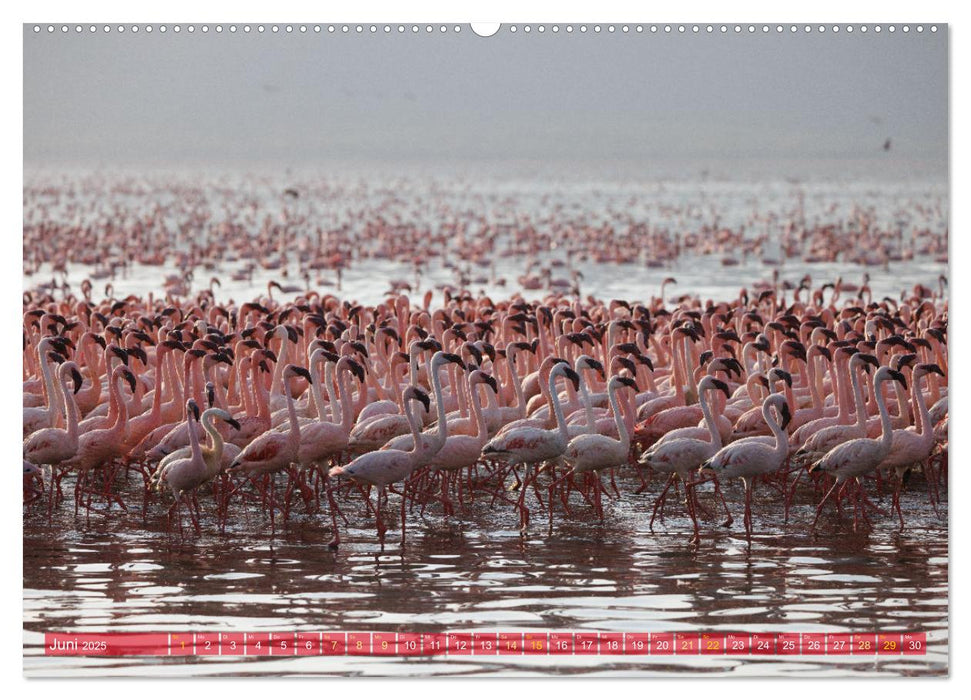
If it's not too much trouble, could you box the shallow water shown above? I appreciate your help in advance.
[23,470,948,677]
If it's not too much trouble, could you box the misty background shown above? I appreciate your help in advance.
[23,25,948,175]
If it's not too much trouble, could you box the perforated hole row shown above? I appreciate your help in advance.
[30,23,941,35]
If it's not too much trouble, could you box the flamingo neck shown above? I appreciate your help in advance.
[284,375,300,445]
[431,362,448,448]
[875,376,894,451]
[608,382,629,449]
[61,371,80,442]
[851,365,867,431]
[111,374,129,433]
[765,403,787,458]
[471,383,488,442]
[202,412,224,475]
[271,333,288,396]
[405,398,423,457]
[577,370,596,430]
[508,351,526,416]
[549,370,570,444]
[338,365,355,433]
[700,386,720,449]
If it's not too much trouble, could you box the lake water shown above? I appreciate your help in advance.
[23,469,948,677]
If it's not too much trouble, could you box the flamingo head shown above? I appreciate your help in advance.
[892,354,917,371]
[405,386,431,414]
[613,376,638,392]
[707,378,732,400]
[778,401,792,430]
[68,365,84,394]
[472,371,499,394]
[120,368,137,393]
[856,353,880,373]
[579,356,605,379]
[768,368,792,388]
[885,368,908,391]
[288,365,314,383]
[917,363,945,378]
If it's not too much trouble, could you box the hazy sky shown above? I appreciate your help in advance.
[23,25,948,168]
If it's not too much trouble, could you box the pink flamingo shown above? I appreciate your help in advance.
[809,366,908,531]
[878,363,946,527]
[481,361,581,532]
[639,375,733,541]
[328,387,431,546]
[700,393,792,537]
[62,365,138,512]
[556,375,638,521]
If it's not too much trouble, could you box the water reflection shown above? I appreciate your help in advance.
[24,476,947,677]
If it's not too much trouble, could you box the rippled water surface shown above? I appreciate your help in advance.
[23,471,948,677]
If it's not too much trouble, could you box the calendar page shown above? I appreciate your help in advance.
[22,16,948,679]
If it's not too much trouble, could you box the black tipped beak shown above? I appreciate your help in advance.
[227,418,241,431]
[291,366,313,383]
[71,368,84,394]
[564,367,581,390]
[890,370,908,391]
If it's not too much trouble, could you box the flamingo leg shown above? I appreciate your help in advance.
[811,478,841,532]
[650,474,677,530]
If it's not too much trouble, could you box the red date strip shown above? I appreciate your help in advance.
[44,631,927,657]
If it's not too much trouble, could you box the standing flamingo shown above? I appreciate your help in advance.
[809,366,908,531]
[878,363,946,527]
[556,375,638,521]
[638,375,733,541]
[480,361,581,532]
[700,393,792,537]
[328,387,431,546]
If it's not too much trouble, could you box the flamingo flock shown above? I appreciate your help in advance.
[22,272,948,546]
[24,173,948,304]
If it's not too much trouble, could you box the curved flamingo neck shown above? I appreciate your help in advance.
[607,380,629,449]
[337,364,355,433]
[874,375,894,451]
[764,400,787,458]
[471,381,488,442]
[110,372,130,433]
[59,368,80,442]
[430,360,449,448]
[202,411,224,475]
[548,368,570,444]
[699,384,721,449]
[284,374,300,446]
[850,364,867,431]
[507,350,526,416]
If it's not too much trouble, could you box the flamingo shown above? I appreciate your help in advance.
[62,365,138,511]
[795,352,879,459]
[228,364,313,526]
[556,375,638,520]
[23,360,84,468]
[809,366,908,531]
[328,386,431,545]
[481,361,581,531]
[638,375,733,540]
[878,363,946,527]
[700,393,792,537]
[424,370,499,513]
[155,400,207,534]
